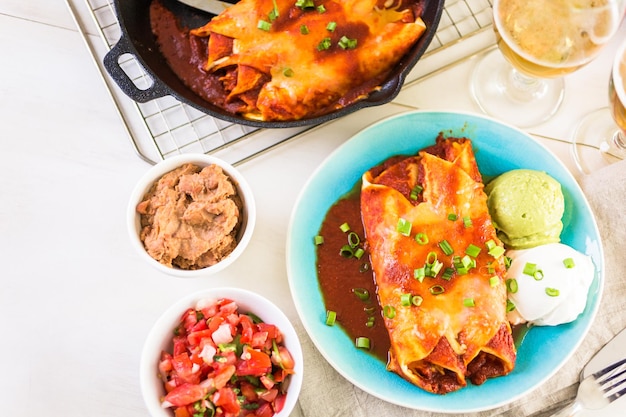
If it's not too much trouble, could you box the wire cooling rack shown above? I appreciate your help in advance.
[66,0,494,165]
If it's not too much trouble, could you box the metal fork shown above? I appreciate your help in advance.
[550,357,626,416]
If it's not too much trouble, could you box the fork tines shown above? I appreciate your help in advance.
[594,357,626,402]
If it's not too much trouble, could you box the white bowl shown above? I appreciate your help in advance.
[127,154,256,277]
[140,287,304,417]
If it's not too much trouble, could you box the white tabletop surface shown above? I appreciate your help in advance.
[1,1,625,416]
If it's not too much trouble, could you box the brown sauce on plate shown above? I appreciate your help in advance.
[316,183,391,362]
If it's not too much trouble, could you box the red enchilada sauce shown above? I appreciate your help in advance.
[316,186,391,362]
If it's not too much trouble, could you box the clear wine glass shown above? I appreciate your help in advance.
[471,0,623,128]
[572,37,626,174]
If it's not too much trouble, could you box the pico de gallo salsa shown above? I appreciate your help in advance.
[158,298,296,417]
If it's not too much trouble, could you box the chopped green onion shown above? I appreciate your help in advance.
[488,245,505,259]
[485,240,496,250]
[439,240,454,256]
[430,260,443,276]
[354,248,365,259]
[447,213,458,221]
[317,37,332,51]
[455,266,469,275]
[465,244,481,258]
[463,216,473,228]
[545,287,560,297]
[339,244,353,258]
[326,21,337,31]
[283,67,294,77]
[348,232,360,248]
[295,0,315,8]
[316,4,326,12]
[268,0,279,21]
[504,256,512,269]
[325,310,336,326]
[563,258,575,268]
[383,305,396,319]
[523,262,537,276]
[460,255,473,269]
[400,293,411,307]
[425,251,438,265]
[506,299,516,312]
[442,267,455,280]
[314,235,324,245]
[257,20,272,31]
[339,222,350,233]
[396,218,412,236]
[353,288,370,301]
[415,232,428,245]
[506,278,518,293]
[359,262,370,273]
[429,285,445,295]
[300,24,310,34]
[338,35,357,50]
[365,316,375,327]
[414,267,425,282]
[356,337,370,349]
[533,270,544,281]
[409,184,423,200]
[463,298,475,307]
[489,276,499,287]
[411,295,423,306]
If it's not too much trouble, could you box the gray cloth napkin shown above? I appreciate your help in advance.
[294,160,626,417]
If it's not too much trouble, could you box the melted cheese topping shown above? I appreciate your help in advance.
[361,138,516,394]
[191,0,426,120]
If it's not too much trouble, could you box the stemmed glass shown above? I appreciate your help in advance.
[471,0,623,128]
[572,37,626,174]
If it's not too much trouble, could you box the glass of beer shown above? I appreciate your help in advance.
[572,37,626,174]
[471,0,623,128]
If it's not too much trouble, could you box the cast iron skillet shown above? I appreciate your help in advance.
[104,0,444,128]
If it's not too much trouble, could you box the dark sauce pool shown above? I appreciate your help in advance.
[315,181,391,362]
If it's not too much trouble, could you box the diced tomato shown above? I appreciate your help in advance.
[212,387,240,414]
[207,315,225,332]
[171,353,200,384]
[187,329,213,347]
[237,347,272,377]
[239,314,255,344]
[239,381,258,402]
[174,406,192,417]
[272,393,287,414]
[181,308,200,332]
[162,383,207,407]
[272,346,295,371]
[218,299,238,315]
[255,403,274,417]
[258,388,278,403]
[159,351,173,375]
[173,336,188,356]
[213,364,236,389]
[256,323,279,340]
[260,375,275,390]
[250,331,268,348]
[190,317,208,332]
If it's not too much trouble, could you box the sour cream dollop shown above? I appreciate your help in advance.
[505,243,594,326]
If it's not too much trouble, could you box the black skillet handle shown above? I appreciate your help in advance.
[103,34,169,103]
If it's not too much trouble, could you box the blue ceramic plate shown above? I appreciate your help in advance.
[286,111,604,413]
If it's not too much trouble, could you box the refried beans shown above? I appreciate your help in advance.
[136,163,242,270]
